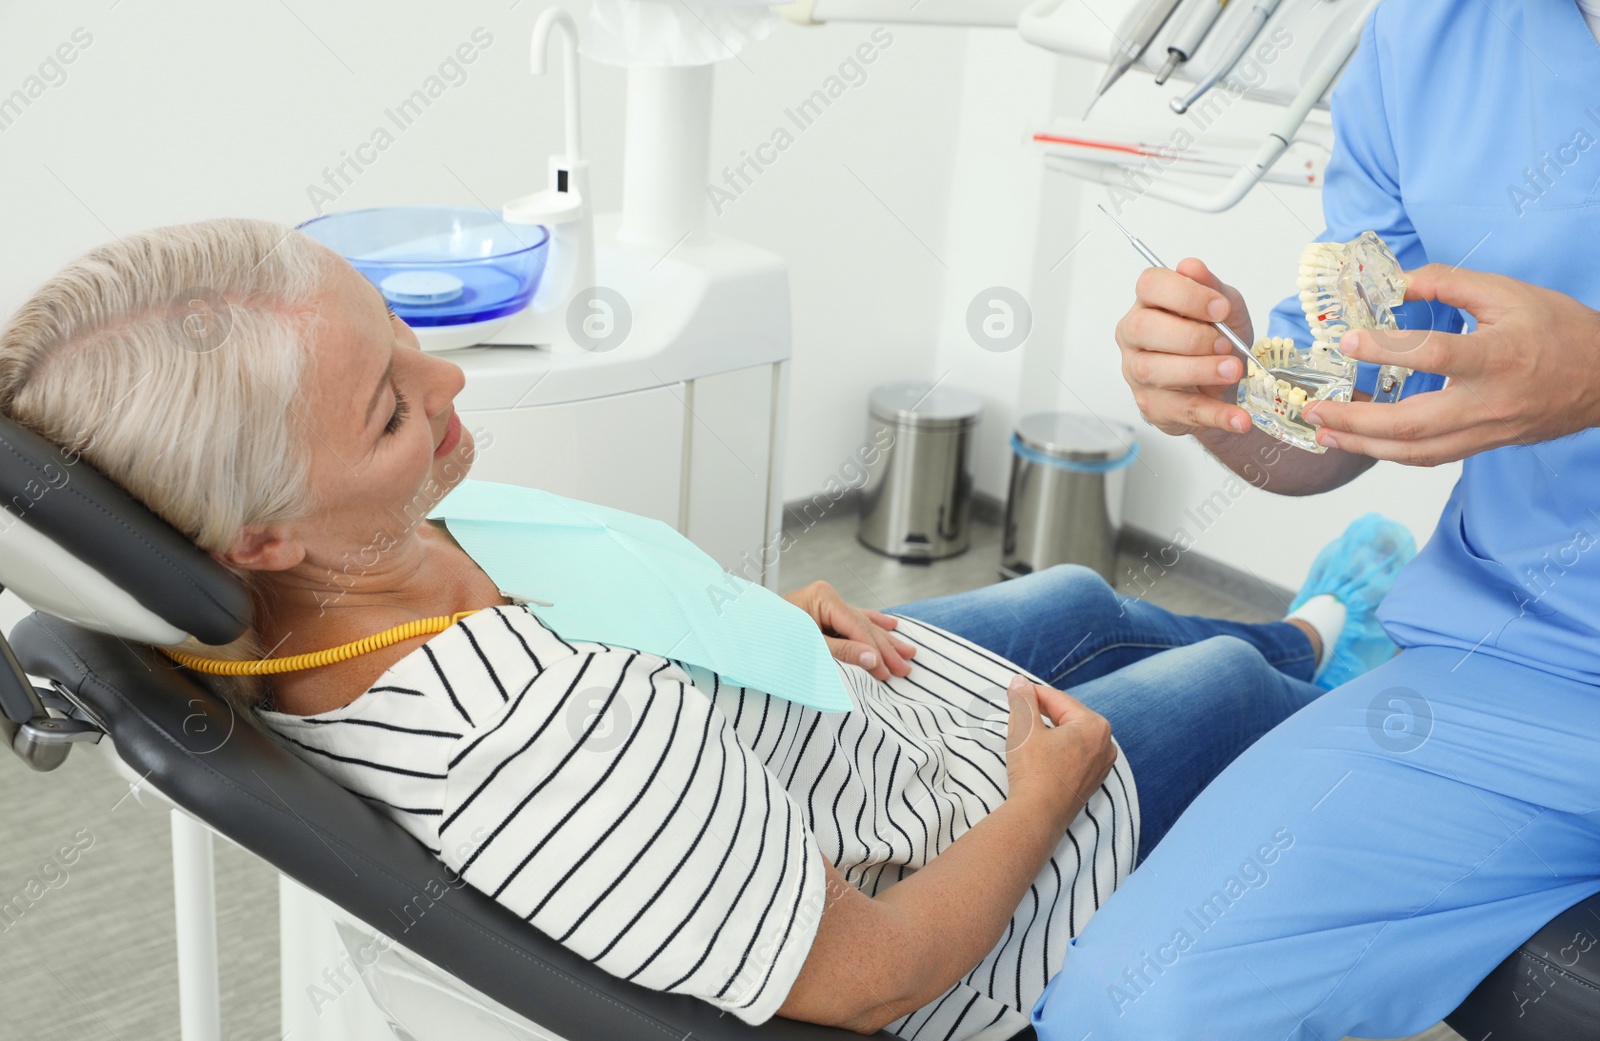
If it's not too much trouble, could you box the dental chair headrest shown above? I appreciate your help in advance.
[0,410,252,646]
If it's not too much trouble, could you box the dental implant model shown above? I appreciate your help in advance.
[1239,231,1409,454]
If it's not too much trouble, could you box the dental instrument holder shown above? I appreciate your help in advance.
[1155,0,1228,85]
[1171,0,1281,115]
[1084,0,1185,116]
[501,8,596,355]
[1030,0,1383,212]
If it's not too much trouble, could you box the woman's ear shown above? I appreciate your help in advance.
[216,522,304,573]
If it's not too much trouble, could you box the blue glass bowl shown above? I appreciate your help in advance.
[297,207,549,327]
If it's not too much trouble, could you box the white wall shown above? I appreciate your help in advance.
[0,0,970,515]
[0,2,619,300]
[750,21,1460,592]
[0,2,1459,599]
[698,19,969,502]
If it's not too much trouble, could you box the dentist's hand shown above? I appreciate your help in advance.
[1301,265,1600,466]
[783,580,916,681]
[1116,257,1256,438]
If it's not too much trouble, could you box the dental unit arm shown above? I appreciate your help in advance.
[782,0,1381,213]
[1045,0,1380,212]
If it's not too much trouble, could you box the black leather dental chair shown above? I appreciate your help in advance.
[0,409,1594,1040]
[0,413,885,1041]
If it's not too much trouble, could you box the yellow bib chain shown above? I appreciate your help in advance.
[158,610,483,676]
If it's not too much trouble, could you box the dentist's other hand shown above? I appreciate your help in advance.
[1301,265,1600,466]
[783,580,916,681]
[1116,257,1255,438]
[1004,676,1115,827]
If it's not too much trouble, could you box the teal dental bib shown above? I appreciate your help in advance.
[426,479,854,713]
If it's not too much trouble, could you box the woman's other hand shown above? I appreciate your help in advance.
[780,673,1116,1035]
[1116,258,1256,438]
[783,580,916,681]
[1004,676,1116,827]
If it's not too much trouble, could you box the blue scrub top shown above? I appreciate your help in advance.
[1264,0,1600,683]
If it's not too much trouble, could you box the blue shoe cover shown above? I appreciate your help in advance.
[1289,513,1418,690]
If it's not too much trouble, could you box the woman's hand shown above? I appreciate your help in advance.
[1116,258,1256,437]
[779,674,1117,1035]
[782,580,916,681]
[1003,675,1116,827]
[1300,264,1600,465]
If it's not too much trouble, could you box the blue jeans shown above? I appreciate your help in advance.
[891,565,1324,863]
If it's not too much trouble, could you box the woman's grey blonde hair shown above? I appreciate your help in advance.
[0,217,332,711]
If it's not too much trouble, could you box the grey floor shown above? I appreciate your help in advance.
[0,509,1459,1041]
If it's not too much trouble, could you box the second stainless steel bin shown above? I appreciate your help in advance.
[858,381,982,561]
[1000,412,1139,581]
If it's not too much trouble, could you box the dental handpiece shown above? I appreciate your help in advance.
[1085,0,1186,117]
[1171,0,1283,115]
[1156,0,1230,85]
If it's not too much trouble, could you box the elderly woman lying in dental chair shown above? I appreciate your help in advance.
[0,218,1411,1041]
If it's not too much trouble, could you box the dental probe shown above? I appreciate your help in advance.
[1084,0,1186,117]
[1097,206,1342,391]
[1171,0,1283,115]
[1156,0,1230,85]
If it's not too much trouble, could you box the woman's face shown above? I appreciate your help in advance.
[226,256,473,589]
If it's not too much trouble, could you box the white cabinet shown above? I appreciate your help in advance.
[459,383,686,530]
[455,362,786,590]
[685,363,781,587]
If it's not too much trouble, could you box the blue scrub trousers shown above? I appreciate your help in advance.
[1030,644,1600,1041]
[892,565,1324,863]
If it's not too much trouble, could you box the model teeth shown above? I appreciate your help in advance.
[1251,336,1301,369]
[1240,232,1407,456]
[1297,232,1407,343]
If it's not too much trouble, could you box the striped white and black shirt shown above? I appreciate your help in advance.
[258,602,1137,1041]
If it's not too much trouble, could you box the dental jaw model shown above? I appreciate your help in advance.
[1240,231,1410,453]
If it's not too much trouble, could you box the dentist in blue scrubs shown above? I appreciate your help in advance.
[1034,1,1600,1038]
